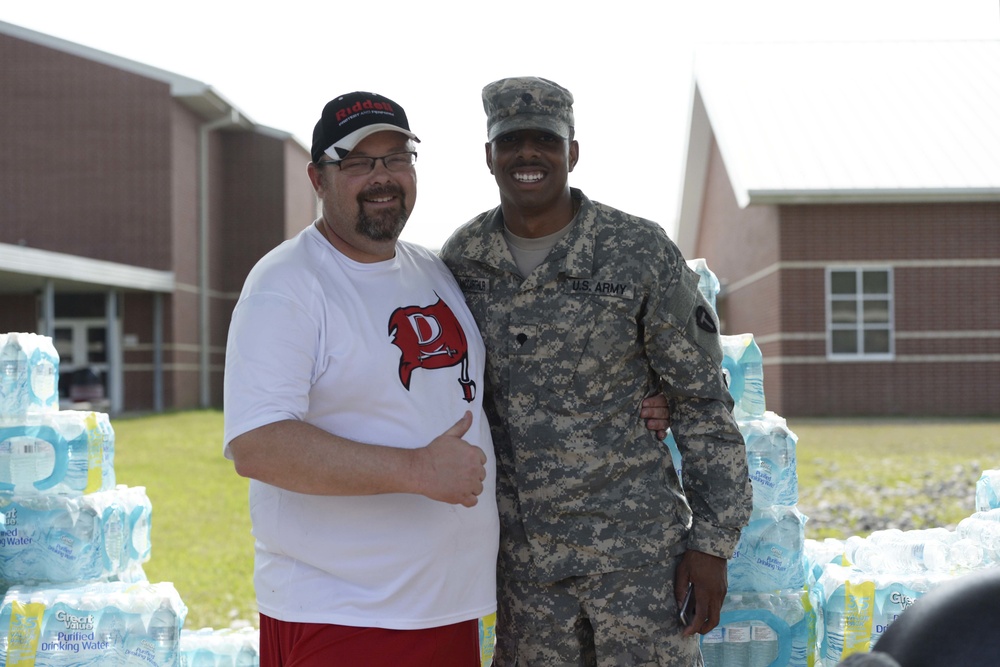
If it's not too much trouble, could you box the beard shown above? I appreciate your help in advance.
[355,185,409,242]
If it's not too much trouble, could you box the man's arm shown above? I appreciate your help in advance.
[228,411,488,507]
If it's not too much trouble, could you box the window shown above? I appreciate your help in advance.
[826,267,894,360]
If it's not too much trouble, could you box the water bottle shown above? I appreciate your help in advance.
[687,258,720,312]
[723,615,751,665]
[94,602,129,661]
[720,334,765,419]
[851,538,947,574]
[749,621,778,667]
[945,537,984,570]
[24,334,60,415]
[746,595,778,667]
[777,591,809,667]
[102,503,126,572]
[956,515,1000,562]
[0,333,28,420]
[976,471,1000,512]
[823,605,846,664]
[148,600,180,665]
[700,626,724,667]
[127,489,154,564]
[235,642,258,667]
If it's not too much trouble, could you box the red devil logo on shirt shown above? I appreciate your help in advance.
[388,296,476,402]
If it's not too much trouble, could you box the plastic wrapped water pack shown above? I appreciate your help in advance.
[808,563,952,665]
[0,485,151,585]
[728,505,808,593]
[0,411,115,496]
[740,412,798,509]
[0,333,60,421]
[702,590,810,667]
[0,580,186,667]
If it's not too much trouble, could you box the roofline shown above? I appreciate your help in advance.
[0,20,253,125]
[0,243,175,293]
[1,19,308,151]
[675,81,713,258]
[747,188,1000,205]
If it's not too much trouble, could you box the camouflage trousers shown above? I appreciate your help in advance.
[494,559,704,667]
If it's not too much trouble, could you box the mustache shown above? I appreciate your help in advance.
[358,184,405,202]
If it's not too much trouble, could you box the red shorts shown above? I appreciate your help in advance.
[259,613,481,667]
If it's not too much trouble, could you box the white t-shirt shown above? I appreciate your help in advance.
[223,223,498,629]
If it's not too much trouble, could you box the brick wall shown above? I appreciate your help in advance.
[696,139,1000,417]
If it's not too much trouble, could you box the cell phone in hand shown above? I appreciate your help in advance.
[678,583,696,626]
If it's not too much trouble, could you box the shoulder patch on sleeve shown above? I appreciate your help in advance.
[696,306,718,334]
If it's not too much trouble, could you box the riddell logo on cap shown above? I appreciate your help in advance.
[336,100,395,123]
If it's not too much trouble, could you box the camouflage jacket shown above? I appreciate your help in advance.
[441,189,752,583]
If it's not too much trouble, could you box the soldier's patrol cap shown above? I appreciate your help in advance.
[482,77,575,141]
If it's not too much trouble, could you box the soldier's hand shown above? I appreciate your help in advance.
[415,411,487,507]
[640,393,672,440]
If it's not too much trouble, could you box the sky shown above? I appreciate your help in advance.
[2,0,998,249]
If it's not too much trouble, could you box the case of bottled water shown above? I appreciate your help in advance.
[703,591,808,667]
[740,413,798,509]
[0,485,152,585]
[180,626,259,666]
[0,333,60,421]
[686,258,721,312]
[810,562,953,665]
[0,410,115,496]
[720,334,766,420]
[0,580,186,666]
[728,505,807,593]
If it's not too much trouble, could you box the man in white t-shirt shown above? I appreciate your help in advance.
[223,91,499,667]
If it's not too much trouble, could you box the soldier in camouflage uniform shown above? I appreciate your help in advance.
[440,77,753,666]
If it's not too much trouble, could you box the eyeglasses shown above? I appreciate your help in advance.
[317,151,417,176]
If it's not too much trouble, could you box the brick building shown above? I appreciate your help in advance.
[0,21,317,413]
[677,41,1000,417]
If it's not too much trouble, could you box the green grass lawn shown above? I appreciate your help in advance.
[112,409,255,631]
[109,410,1000,631]
[793,417,1000,539]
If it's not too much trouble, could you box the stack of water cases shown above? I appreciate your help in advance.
[805,492,1000,665]
[683,264,1000,665]
[681,262,810,667]
[0,331,186,666]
